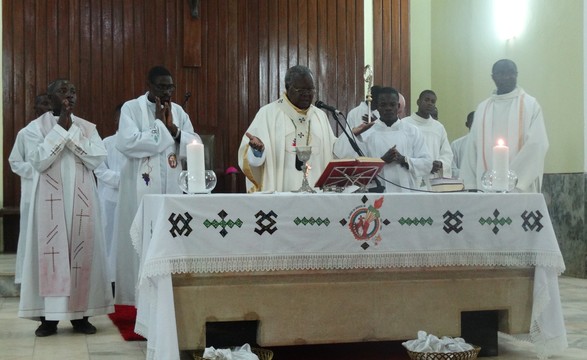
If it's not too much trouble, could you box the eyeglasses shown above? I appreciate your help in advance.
[151,83,176,92]
[289,86,316,96]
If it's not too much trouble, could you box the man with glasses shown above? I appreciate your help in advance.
[114,66,201,305]
[238,65,337,192]
[461,59,548,193]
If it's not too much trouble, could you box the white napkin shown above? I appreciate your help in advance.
[402,331,474,353]
[202,343,260,360]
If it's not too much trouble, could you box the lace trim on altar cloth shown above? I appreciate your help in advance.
[139,251,566,282]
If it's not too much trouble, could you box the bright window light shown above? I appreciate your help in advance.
[494,0,528,40]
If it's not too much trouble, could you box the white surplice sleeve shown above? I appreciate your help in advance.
[66,121,107,170]
[437,127,453,178]
[27,122,70,173]
[406,126,434,178]
[509,101,549,192]
[9,130,34,180]
[116,108,175,159]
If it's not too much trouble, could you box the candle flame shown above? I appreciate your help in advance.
[497,138,505,146]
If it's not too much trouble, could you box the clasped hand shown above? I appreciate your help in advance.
[155,97,178,137]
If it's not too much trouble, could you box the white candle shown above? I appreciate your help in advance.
[186,140,206,193]
[492,138,509,191]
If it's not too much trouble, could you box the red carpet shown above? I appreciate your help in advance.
[108,305,146,341]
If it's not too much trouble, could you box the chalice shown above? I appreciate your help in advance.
[294,145,316,193]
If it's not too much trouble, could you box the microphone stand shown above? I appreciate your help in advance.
[329,110,384,193]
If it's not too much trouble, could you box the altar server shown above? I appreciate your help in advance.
[347,87,432,192]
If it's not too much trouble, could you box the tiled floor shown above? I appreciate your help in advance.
[1,253,587,359]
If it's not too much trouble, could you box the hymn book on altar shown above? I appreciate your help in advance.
[314,157,385,190]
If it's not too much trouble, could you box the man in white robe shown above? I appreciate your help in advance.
[461,59,548,193]
[18,79,113,336]
[403,90,453,188]
[115,66,201,305]
[346,86,381,129]
[9,93,52,285]
[94,104,125,284]
[450,111,474,178]
[238,65,337,192]
[341,87,431,192]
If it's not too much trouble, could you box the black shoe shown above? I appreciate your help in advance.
[71,317,97,334]
[35,321,58,337]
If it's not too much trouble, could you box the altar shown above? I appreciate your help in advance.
[131,192,567,360]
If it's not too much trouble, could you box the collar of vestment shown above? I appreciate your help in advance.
[410,112,432,124]
[491,86,524,100]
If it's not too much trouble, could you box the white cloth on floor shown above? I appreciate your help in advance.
[402,331,473,353]
[202,344,259,360]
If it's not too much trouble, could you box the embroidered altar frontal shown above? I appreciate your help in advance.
[135,192,564,279]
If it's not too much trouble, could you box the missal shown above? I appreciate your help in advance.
[429,177,465,192]
[314,157,385,189]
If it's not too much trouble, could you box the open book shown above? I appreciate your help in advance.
[314,157,385,189]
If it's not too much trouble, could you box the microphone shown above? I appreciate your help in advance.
[315,100,343,116]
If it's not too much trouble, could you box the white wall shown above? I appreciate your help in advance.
[411,0,584,174]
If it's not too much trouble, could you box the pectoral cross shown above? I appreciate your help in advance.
[43,246,60,273]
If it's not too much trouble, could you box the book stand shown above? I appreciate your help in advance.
[315,162,384,193]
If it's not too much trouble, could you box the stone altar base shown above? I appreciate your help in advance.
[172,267,533,350]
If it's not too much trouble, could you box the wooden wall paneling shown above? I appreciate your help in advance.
[277,0,288,91]
[267,1,279,101]
[306,0,319,98]
[399,0,411,111]
[297,1,308,67]
[3,0,395,235]
[183,0,202,67]
[257,0,269,112]
[34,2,48,101]
[89,0,103,128]
[287,0,298,67]
[3,0,16,208]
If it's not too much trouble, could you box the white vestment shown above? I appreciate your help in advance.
[358,119,432,192]
[346,101,380,128]
[460,87,548,193]
[403,113,453,185]
[450,134,469,178]
[115,93,200,305]
[8,129,35,284]
[238,96,338,192]
[93,133,125,282]
[18,114,113,320]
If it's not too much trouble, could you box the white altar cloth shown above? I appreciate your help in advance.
[130,193,567,360]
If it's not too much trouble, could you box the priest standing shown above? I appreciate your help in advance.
[18,79,114,336]
[461,59,548,192]
[238,65,338,192]
[114,66,201,305]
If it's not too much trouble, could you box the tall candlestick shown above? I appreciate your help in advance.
[186,140,206,193]
[492,138,509,191]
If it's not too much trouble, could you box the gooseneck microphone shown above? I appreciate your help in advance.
[315,100,344,116]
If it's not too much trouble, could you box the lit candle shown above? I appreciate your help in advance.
[492,138,509,191]
[186,140,206,193]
